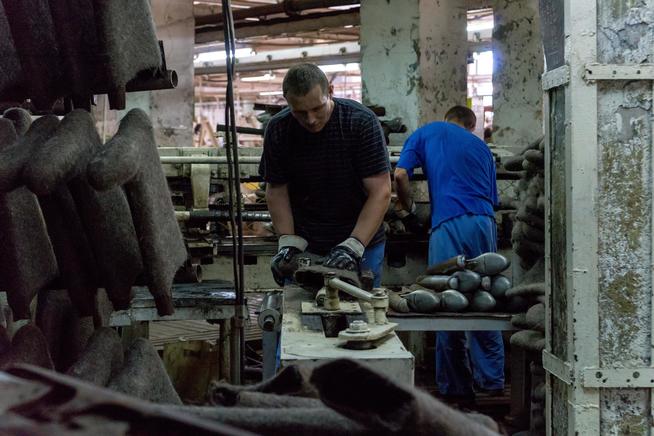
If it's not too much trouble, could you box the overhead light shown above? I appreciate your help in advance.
[259,91,283,96]
[242,72,276,82]
[194,47,254,64]
[245,17,259,21]
[344,25,354,28]
[329,5,358,10]
[319,63,359,73]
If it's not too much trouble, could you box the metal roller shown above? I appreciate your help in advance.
[258,292,283,332]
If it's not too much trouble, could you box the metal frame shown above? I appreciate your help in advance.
[388,314,516,332]
[582,367,654,388]
[584,63,654,81]
[542,65,570,91]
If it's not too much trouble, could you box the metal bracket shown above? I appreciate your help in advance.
[582,367,654,388]
[584,63,654,82]
[542,350,574,385]
[542,65,570,90]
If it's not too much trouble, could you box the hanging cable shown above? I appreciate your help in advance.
[221,0,245,384]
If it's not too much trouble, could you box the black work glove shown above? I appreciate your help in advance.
[271,235,308,287]
[397,202,425,235]
[324,237,365,273]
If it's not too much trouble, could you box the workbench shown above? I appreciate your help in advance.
[277,286,414,385]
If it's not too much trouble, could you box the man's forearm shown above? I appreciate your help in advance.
[266,183,295,235]
[351,189,391,246]
[394,169,413,211]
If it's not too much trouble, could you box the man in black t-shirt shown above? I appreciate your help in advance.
[258,63,391,287]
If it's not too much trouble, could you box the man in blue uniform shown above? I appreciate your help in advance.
[394,106,503,403]
[259,63,391,287]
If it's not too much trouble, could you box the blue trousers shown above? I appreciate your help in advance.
[361,241,385,287]
[429,214,504,396]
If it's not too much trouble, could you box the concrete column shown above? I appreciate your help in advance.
[93,0,194,147]
[492,0,543,150]
[360,0,467,145]
[150,0,194,148]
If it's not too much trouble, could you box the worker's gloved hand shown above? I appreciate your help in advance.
[271,235,308,287]
[397,202,424,235]
[324,237,365,273]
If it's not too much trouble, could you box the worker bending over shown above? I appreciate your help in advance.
[394,106,503,403]
[259,63,391,287]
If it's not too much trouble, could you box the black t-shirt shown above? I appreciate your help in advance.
[259,98,390,254]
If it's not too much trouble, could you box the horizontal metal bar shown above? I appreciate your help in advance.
[582,367,654,388]
[388,316,516,332]
[328,277,373,302]
[541,65,570,90]
[542,350,573,385]
[160,155,400,164]
[584,63,654,81]
[109,306,235,326]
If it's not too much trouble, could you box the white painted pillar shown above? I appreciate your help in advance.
[360,0,467,145]
[492,0,543,151]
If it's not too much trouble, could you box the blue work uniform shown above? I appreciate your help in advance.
[397,121,504,397]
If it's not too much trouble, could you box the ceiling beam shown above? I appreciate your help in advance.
[195,52,360,75]
[196,9,359,44]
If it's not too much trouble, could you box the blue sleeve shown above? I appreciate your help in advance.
[397,130,423,178]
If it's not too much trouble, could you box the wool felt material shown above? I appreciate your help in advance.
[24,109,143,310]
[505,282,546,299]
[0,324,54,370]
[216,391,324,409]
[469,291,496,312]
[503,155,524,172]
[66,327,124,386]
[48,0,98,109]
[2,108,31,135]
[511,312,530,330]
[0,2,23,98]
[388,291,410,313]
[35,290,94,372]
[403,290,441,313]
[108,338,182,405]
[161,406,369,436]
[87,109,186,316]
[2,0,63,110]
[310,359,500,435]
[93,0,162,109]
[524,149,544,167]
[510,329,545,353]
[210,365,317,401]
[526,302,545,333]
[0,119,58,320]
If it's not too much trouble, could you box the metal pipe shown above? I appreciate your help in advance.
[196,0,358,27]
[327,277,373,302]
[175,210,271,222]
[160,155,400,164]
[216,124,264,136]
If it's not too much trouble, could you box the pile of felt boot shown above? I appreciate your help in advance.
[0,107,186,322]
[389,252,524,313]
[0,0,162,110]
[0,295,182,405]
[501,138,546,435]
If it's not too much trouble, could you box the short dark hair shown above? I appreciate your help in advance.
[444,105,477,130]
[282,63,329,98]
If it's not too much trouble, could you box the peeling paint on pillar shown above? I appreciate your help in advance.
[417,0,467,124]
[597,1,654,433]
[492,0,543,151]
[361,0,468,143]
[361,0,421,144]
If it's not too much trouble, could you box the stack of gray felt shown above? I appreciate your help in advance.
[66,327,124,386]
[0,323,54,370]
[1,0,63,110]
[0,2,23,99]
[93,0,162,109]
[502,137,545,272]
[107,338,182,405]
[23,109,143,311]
[3,108,31,136]
[35,290,95,372]
[203,359,501,435]
[48,0,99,109]
[87,109,187,316]
[0,118,58,320]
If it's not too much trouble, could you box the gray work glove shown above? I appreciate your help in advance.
[324,237,365,273]
[271,235,308,287]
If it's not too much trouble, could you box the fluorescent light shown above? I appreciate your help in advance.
[467,20,494,32]
[195,47,255,64]
[259,91,283,96]
[241,73,276,82]
[319,63,359,73]
[329,5,358,10]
